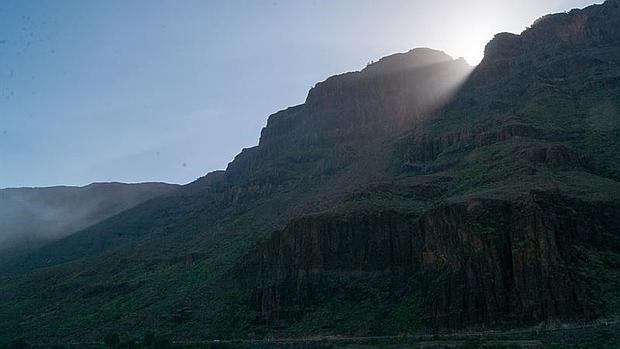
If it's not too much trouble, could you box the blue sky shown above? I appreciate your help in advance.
[0,0,600,188]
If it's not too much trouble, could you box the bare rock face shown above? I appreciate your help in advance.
[5,49,473,278]
[244,211,418,322]
[417,194,614,328]
[485,0,620,63]
[244,193,620,328]
[239,1,620,331]
[477,0,620,84]
[304,49,470,129]
[361,48,454,76]
[223,49,472,190]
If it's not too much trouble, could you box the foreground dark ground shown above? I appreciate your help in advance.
[3,322,620,349]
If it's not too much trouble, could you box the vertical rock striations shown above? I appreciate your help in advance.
[238,0,620,332]
[244,193,620,329]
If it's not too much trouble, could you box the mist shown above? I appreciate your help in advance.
[0,182,176,258]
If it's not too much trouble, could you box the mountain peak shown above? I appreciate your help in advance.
[362,47,456,76]
[304,47,470,109]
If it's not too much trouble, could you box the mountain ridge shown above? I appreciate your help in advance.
[0,181,178,265]
[1,0,620,342]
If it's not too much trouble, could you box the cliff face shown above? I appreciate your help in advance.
[400,2,620,170]
[225,49,471,186]
[245,193,620,329]
[486,0,620,62]
[8,50,471,276]
[188,49,469,200]
[418,194,620,328]
[480,0,620,82]
[245,211,418,322]
[240,0,620,332]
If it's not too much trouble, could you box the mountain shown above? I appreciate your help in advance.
[0,182,178,265]
[0,48,471,277]
[1,0,620,343]
[241,0,620,331]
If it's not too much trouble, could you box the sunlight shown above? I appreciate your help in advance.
[449,25,497,65]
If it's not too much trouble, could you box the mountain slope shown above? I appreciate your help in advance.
[1,48,470,274]
[2,0,620,342]
[0,48,471,341]
[241,0,620,332]
[0,182,177,265]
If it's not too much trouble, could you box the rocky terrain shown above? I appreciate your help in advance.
[241,0,620,333]
[1,0,620,343]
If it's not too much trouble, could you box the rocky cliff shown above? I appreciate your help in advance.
[225,48,471,186]
[2,0,620,342]
[239,0,620,333]
[419,193,620,328]
[243,192,620,330]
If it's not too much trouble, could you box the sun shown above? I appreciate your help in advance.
[450,27,496,65]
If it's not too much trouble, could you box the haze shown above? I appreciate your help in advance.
[0,0,601,188]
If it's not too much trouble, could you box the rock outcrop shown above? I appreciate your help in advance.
[418,194,620,328]
[238,0,620,332]
[224,49,471,186]
[244,211,418,322]
[244,193,620,329]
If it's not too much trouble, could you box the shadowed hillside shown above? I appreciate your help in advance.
[0,182,177,263]
[1,0,620,343]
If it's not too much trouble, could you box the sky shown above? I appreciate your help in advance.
[0,0,602,188]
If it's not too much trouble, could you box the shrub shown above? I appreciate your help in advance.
[104,333,120,349]
[153,337,171,349]
[143,332,155,347]
[7,340,30,349]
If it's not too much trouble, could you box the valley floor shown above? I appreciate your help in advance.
[8,320,619,349]
[178,321,620,349]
